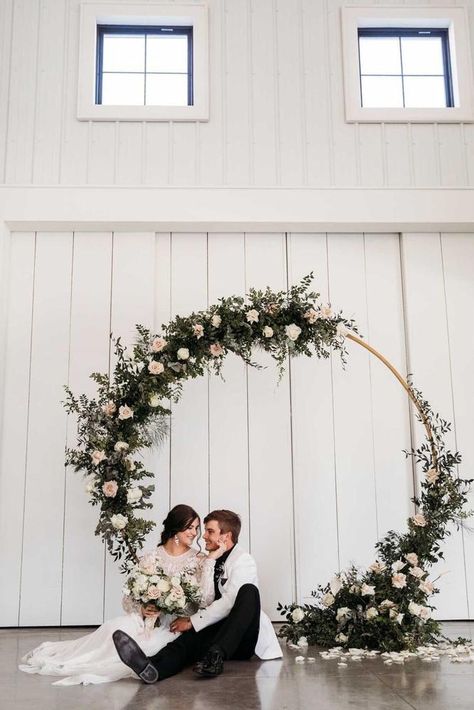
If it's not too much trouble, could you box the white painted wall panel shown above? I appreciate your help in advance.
[1,230,474,625]
[19,232,73,625]
[3,0,473,187]
[0,232,35,625]
[401,233,469,619]
[245,233,295,614]
[61,232,112,625]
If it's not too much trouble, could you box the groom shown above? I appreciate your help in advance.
[113,509,282,682]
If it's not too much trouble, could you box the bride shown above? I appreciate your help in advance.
[19,504,222,685]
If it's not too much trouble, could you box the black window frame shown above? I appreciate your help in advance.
[96,24,194,106]
[358,28,454,108]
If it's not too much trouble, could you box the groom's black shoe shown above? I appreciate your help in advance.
[193,646,225,678]
[112,630,159,683]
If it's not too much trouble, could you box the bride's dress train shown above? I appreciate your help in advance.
[19,546,215,686]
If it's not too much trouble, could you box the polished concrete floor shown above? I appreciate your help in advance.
[1,622,473,709]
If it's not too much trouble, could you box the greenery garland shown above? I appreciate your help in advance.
[64,273,472,652]
[64,274,355,566]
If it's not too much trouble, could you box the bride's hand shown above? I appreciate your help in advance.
[207,539,227,560]
[142,604,159,619]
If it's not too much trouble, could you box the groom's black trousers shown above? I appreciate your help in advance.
[149,583,261,681]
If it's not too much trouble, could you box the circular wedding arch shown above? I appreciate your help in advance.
[65,275,471,651]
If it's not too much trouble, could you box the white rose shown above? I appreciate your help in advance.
[319,305,332,319]
[369,561,386,573]
[114,441,129,452]
[285,323,302,341]
[102,400,117,416]
[127,486,143,504]
[91,450,106,466]
[409,566,425,579]
[211,314,222,327]
[335,633,348,643]
[111,513,128,530]
[425,468,440,484]
[84,474,98,494]
[177,348,189,361]
[193,324,204,339]
[336,322,349,338]
[151,337,167,352]
[412,513,427,527]
[263,326,274,338]
[361,584,375,596]
[419,580,435,595]
[291,607,305,623]
[322,593,335,607]
[148,360,165,375]
[336,607,352,622]
[391,573,407,589]
[303,308,319,324]
[149,394,161,407]
[157,579,171,593]
[391,559,406,572]
[405,553,418,566]
[134,574,148,591]
[418,606,432,621]
[170,576,181,587]
[246,309,259,324]
[365,607,378,620]
[177,596,187,608]
[379,599,396,610]
[329,576,342,596]
[408,601,421,616]
[396,613,404,624]
[118,405,134,420]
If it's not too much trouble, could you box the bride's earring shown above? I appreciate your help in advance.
[174,535,179,546]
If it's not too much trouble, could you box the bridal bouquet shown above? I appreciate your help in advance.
[123,552,202,619]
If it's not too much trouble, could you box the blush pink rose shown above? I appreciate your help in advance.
[151,337,167,352]
[210,343,224,357]
[102,480,118,497]
[147,585,161,600]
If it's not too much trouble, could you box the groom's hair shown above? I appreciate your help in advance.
[204,509,241,543]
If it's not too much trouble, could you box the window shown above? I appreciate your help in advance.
[77,3,209,121]
[341,6,474,122]
[358,29,453,109]
[96,25,193,107]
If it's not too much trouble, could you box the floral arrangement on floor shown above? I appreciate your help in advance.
[278,384,473,651]
[123,551,202,618]
[64,274,355,569]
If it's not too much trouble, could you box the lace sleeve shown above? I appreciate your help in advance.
[195,554,216,608]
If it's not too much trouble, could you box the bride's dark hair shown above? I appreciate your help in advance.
[159,504,200,546]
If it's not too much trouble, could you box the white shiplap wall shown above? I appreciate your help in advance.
[1,230,473,626]
[1,0,474,188]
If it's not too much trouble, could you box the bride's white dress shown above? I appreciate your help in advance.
[19,546,215,686]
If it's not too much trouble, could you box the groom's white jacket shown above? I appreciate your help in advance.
[190,543,282,660]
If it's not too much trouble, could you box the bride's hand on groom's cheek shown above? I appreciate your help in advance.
[207,538,227,560]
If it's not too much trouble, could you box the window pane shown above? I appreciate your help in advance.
[403,76,446,107]
[361,76,404,107]
[147,35,188,73]
[401,36,444,75]
[359,37,401,75]
[146,74,188,105]
[102,35,145,72]
[101,73,145,105]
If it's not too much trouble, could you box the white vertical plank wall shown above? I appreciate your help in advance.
[401,234,469,619]
[207,233,250,551]
[1,0,473,187]
[61,232,113,625]
[19,232,73,625]
[244,233,295,614]
[104,232,156,619]
[1,231,474,625]
[0,233,35,626]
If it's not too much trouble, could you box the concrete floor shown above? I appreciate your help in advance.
[1,622,473,710]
